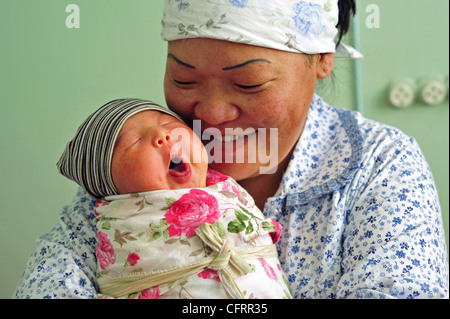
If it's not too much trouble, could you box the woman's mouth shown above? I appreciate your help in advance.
[168,156,192,183]
[203,129,257,144]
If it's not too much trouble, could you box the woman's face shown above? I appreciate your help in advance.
[164,38,333,181]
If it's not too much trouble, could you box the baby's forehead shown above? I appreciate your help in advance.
[124,109,161,122]
[121,110,181,127]
[115,110,185,144]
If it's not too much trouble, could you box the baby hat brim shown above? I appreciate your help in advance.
[57,98,184,198]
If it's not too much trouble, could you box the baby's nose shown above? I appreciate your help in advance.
[153,130,171,147]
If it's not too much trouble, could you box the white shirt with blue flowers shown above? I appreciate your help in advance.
[13,94,449,299]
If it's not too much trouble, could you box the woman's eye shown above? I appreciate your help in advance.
[235,83,264,90]
[173,79,196,86]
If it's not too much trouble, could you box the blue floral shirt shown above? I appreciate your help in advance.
[13,94,449,299]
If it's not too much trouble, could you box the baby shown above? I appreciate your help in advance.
[57,98,291,299]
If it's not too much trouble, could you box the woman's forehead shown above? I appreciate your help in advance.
[167,39,311,77]
[168,38,281,56]
[167,38,302,69]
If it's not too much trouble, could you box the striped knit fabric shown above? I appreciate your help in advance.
[57,98,184,199]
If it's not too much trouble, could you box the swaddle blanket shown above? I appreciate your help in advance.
[95,169,292,299]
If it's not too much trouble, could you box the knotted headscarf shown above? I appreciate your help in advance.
[161,0,362,58]
[57,98,184,198]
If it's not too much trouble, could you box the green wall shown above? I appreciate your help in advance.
[1,0,448,298]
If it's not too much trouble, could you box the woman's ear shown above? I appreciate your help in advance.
[316,53,335,79]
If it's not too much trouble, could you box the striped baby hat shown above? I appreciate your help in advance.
[57,98,184,198]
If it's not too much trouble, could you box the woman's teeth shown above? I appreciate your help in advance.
[216,135,241,142]
[213,132,256,142]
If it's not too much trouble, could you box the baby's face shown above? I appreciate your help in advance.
[111,110,208,193]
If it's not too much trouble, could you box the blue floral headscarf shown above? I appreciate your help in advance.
[161,0,362,58]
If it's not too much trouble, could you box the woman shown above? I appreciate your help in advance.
[14,0,448,299]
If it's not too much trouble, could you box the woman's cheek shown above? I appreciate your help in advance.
[165,87,195,118]
[164,77,183,109]
[246,94,286,128]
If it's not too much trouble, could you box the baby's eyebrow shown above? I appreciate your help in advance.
[167,53,196,69]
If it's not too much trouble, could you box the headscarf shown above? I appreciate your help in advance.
[161,0,362,58]
[57,98,184,198]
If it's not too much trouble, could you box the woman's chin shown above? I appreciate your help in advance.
[208,161,261,181]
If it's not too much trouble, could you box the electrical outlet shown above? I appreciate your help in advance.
[420,79,447,105]
[389,80,415,108]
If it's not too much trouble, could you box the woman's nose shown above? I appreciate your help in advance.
[194,88,240,125]
[152,129,171,147]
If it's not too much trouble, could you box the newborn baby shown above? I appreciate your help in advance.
[57,98,292,299]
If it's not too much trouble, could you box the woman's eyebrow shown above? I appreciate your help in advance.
[167,54,271,71]
[222,58,271,71]
[167,53,196,69]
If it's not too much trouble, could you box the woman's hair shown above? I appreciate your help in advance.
[336,0,356,47]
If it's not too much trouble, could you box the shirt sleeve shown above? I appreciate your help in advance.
[13,188,99,299]
[337,131,449,299]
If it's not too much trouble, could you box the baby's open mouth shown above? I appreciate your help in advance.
[169,156,190,177]
[169,157,187,173]
[168,156,192,184]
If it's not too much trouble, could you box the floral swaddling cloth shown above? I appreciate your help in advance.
[94,169,292,299]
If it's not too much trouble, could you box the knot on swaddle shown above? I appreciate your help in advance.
[196,222,254,279]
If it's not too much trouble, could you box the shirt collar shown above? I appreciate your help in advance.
[265,94,363,218]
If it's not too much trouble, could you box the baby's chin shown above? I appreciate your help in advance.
[169,179,205,190]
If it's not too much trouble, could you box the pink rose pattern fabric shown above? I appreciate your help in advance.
[138,286,161,299]
[96,231,116,270]
[165,189,220,238]
[94,169,291,299]
[205,168,228,186]
[197,269,221,282]
[127,252,140,266]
